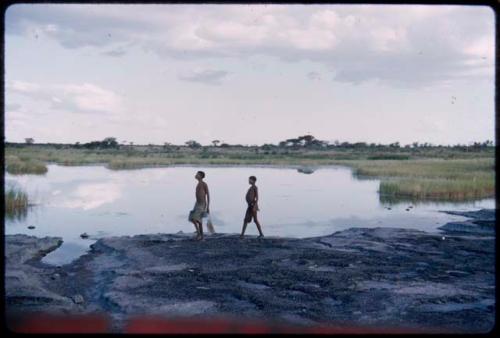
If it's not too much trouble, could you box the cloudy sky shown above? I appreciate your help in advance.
[5,4,495,146]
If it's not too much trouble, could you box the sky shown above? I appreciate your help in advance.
[4,4,495,146]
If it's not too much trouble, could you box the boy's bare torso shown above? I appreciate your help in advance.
[196,182,208,204]
[246,185,257,204]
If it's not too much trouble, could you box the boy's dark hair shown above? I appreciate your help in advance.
[197,171,205,178]
[249,176,257,182]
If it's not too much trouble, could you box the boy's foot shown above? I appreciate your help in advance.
[239,235,244,239]
[258,234,264,238]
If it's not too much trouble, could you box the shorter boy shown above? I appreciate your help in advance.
[240,176,264,239]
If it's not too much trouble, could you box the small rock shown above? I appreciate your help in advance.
[51,273,61,280]
[80,233,89,239]
[406,209,410,211]
[72,294,84,304]
[28,226,35,230]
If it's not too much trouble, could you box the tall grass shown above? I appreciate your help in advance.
[342,158,496,202]
[5,186,29,221]
[379,177,495,202]
[5,155,48,175]
[348,158,494,180]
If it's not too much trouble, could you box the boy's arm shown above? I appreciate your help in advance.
[254,186,258,203]
[205,183,210,212]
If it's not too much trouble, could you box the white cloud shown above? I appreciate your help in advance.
[178,68,229,85]
[5,4,494,87]
[7,80,122,114]
[307,71,322,81]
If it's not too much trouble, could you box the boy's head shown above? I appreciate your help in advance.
[249,176,256,184]
[196,171,205,180]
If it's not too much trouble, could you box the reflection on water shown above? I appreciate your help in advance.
[5,206,29,222]
[53,182,122,210]
[5,164,495,266]
[379,194,494,205]
[297,167,315,174]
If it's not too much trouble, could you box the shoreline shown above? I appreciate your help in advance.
[5,209,495,333]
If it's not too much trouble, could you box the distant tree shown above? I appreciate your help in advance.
[185,140,202,148]
[25,138,34,144]
[352,142,367,149]
[102,137,119,148]
[212,140,220,147]
[81,137,119,149]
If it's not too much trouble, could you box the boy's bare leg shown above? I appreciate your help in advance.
[197,220,204,240]
[254,213,264,237]
[191,220,200,238]
[240,222,248,239]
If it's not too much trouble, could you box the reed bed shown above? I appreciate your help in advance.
[5,155,48,175]
[5,186,29,220]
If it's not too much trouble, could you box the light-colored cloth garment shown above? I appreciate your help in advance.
[188,201,207,222]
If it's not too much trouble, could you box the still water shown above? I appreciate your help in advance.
[5,165,494,265]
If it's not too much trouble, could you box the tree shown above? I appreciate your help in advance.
[185,140,202,148]
[25,138,34,144]
[102,137,119,148]
[212,140,220,147]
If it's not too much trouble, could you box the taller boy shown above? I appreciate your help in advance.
[189,170,210,240]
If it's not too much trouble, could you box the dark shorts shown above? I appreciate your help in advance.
[244,203,256,223]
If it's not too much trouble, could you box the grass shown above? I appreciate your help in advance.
[335,158,495,202]
[4,145,495,202]
[379,177,494,202]
[5,155,48,175]
[5,186,29,221]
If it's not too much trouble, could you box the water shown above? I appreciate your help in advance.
[5,164,494,266]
